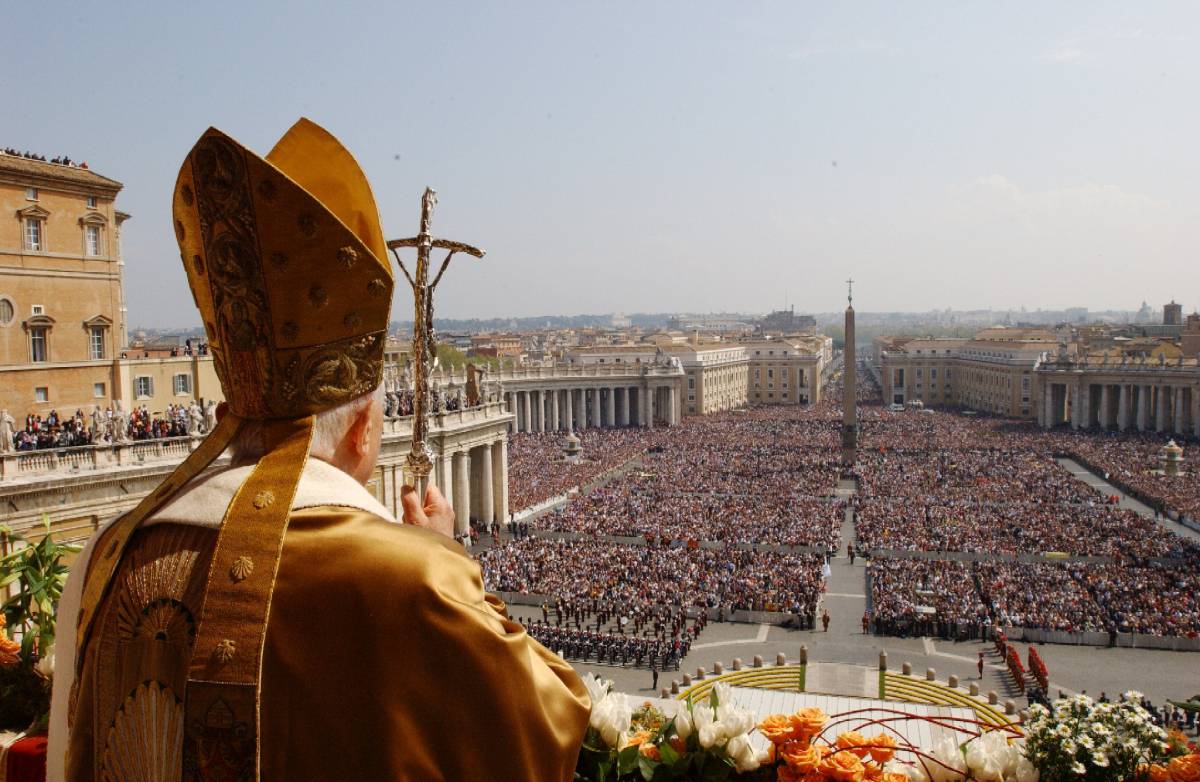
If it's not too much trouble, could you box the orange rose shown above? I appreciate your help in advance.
[864,764,884,781]
[640,743,661,762]
[776,766,806,782]
[818,749,867,782]
[879,774,909,782]
[1169,754,1200,782]
[627,730,652,748]
[867,733,898,764]
[837,731,870,759]
[781,742,826,773]
[790,707,829,741]
[1147,765,1172,782]
[760,714,798,744]
[668,736,686,755]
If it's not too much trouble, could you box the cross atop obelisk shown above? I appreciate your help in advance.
[388,188,485,496]
[841,278,858,466]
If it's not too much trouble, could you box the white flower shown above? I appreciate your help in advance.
[715,704,756,740]
[726,734,760,773]
[589,692,631,748]
[965,731,1016,782]
[1077,734,1094,750]
[712,682,732,705]
[1013,757,1039,782]
[673,705,694,740]
[928,734,968,782]
[698,718,721,749]
[886,760,930,782]
[1093,752,1108,768]
[582,672,611,707]
[35,651,54,679]
[1071,761,1086,775]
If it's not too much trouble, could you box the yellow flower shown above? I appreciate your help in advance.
[781,741,826,773]
[836,731,871,759]
[818,748,867,782]
[867,733,898,764]
[789,707,829,741]
[1168,754,1200,782]
[760,714,798,744]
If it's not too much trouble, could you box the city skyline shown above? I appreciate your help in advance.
[6,2,1200,327]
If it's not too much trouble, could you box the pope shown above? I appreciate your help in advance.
[47,119,590,780]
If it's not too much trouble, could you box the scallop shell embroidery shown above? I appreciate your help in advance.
[100,680,184,782]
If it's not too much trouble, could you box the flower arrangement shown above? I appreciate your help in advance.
[574,678,1194,782]
[1022,692,1181,782]
[0,517,77,732]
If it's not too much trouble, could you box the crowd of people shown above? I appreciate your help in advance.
[5,402,214,452]
[1,147,90,168]
[479,538,825,624]
[507,429,665,512]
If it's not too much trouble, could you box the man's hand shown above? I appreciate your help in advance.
[400,483,455,540]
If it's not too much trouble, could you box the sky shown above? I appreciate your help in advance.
[4,2,1199,327]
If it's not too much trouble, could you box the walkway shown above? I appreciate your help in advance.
[1056,457,1200,544]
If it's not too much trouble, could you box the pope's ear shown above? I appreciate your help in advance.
[351,402,374,456]
[215,402,229,423]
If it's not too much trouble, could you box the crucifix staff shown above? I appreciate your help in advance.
[387,188,485,496]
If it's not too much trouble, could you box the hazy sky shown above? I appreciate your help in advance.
[5,2,1199,327]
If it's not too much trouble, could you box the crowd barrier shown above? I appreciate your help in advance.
[492,592,802,626]
[1000,626,1200,652]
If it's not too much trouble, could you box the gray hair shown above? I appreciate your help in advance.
[229,385,382,465]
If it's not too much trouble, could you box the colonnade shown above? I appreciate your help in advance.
[504,384,680,433]
[1039,377,1200,437]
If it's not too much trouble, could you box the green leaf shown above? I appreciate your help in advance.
[638,753,657,781]
[658,739,679,766]
[618,745,640,776]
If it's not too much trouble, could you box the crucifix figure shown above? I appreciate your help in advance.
[846,277,854,306]
[388,188,485,495]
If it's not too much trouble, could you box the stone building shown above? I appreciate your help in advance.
[0,153,130,415]
[1035,354,1200,436]
[743,335,830,406]
[671,342,749,415]
[880,328,1057,417]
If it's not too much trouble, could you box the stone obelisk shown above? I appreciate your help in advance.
[841,279,858,466]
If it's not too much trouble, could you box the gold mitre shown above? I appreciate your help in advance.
[173,118,394,418]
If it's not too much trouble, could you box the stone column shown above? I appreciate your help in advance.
[1137,385,1150,432]
[1081,383,1093,429]
[1156,386,1168,432]
[492,438,509,526]
[478,444,494,525]
[668,386,678,425]
[522,392,532,434]
[1070,382,1081,430]
[565,388,574,431]
[1193,387,1200,438]
[1118,384,1130,431]
[1099,385,1111,429]
[591,387,602,428]
[453,450,470,540]
[536,389,546,432]
[645,385,655,428]
[1041,381,1053,428]
[551,388,560,430]
[439,452,454,497]
[1175,387,1186,435]
[606,387,615,428]
[619,387,630,426]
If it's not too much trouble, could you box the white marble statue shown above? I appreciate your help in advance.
[188,401,203,436]
[0,409,15,454]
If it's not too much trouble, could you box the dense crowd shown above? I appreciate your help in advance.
[869,556,1200,638]
[5,403,211,452]
[507,429,665,511]
[479,538,825,621]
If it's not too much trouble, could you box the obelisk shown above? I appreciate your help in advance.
[841,279,858,466]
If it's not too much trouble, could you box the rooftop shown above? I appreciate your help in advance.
[0,151,122,192]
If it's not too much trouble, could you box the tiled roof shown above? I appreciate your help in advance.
[0,153,122,191]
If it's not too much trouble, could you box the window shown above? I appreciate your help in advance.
[25,187,37,201]
[87,195,97,208]
[173,373,192,395]
[29,327,48,362]
[86,224,103,256]
[93,382,106,397]
[135,376,154,398]
[34,387,48,403]
[31,305,44,315]
[688,377,695,389]
[24,218,42,251]
[0,299,12,325]
[89,326,106,359]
